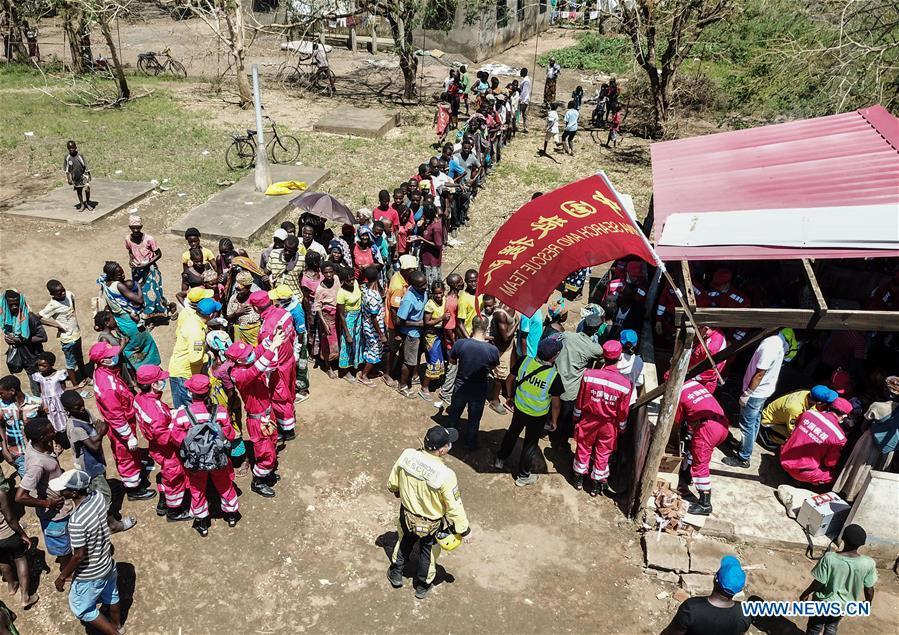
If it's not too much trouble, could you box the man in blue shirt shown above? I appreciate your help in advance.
[396,272,428,398]
[446,316,500,450]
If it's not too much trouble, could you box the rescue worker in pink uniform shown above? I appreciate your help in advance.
[133,364,191,522]
[572,340,632,497]
[249,291,297,441]
[171,374,239,537]
[603,260,649,304]
[674,379,730,515]
[687,326,727,394]
[780,398,851,486]
[225,327,285,499]
[89,341,156,501]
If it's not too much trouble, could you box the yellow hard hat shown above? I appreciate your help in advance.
[436,530,462,552]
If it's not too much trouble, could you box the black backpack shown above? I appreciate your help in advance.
[178,405,229,471]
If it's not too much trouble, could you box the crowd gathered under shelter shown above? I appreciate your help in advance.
[0,61,895,633]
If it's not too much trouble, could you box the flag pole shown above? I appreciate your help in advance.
[596,172,724,385]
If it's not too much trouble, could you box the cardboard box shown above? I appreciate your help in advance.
[797,492,851,537]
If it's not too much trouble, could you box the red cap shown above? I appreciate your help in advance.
[830,370,852,395]
[184,374,211,395]
[831,397,852,415]
[625,260,644,280]
[88,341,121,363]
[602,340,622,361]
[248,290,271,309]
[135,365,169,384]
[225,340,254,362]
[711,268,732,288]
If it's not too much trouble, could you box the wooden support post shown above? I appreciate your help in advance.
[633,326,695,516]
[348,0,357,51]
[802,259,827,311]
[681,260,696,308]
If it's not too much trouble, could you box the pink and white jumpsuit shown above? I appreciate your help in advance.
[93,365,142,489]
[134,392,187,510]
[780,409,846,485]
[230,347,278,478]
[688,328,727,394]
[675,380,730,493]
[170,401,239,518]
[572,366,632,483]
[256,304,297,433]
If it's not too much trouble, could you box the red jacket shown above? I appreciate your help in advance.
[674,380,728,428]
[93,366,136,442]
[574,365,632,425]
[170,400,237,446]
[229,348,277,416]
[780,409,846,484]
[689,328,728,386]
[256,304,295,368]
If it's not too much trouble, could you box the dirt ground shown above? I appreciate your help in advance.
[2,20,899,635]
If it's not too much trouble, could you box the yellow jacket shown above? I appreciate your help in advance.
[761,389,810,432]
[388,448,469,534]
[168,307,208,379]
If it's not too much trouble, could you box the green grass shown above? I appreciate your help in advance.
[0,79,237,199]
[538,34,633,75]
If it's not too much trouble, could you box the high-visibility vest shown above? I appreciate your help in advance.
[514,357,558,417]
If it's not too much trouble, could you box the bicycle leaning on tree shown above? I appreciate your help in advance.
[225,115,301,170]
[137,48,187,78]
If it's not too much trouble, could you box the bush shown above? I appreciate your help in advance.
[538,33,633,75]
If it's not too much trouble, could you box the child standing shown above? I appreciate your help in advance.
[562,100,580,156]
[63,140,95,211]
[0,375,42,478]
[606,106,623,148]
[542,102,560,155]
[31,352,68,444]
[39,279,87,388]
[434,94,452,146]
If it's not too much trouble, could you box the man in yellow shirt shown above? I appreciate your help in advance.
[455,269,479,339]
[384,255,417,387]
[758,384,837,450]
[168,297,220,408]
[387,425,470,599]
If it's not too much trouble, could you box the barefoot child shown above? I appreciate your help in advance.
[38,279,88,387]
[31,352,68,448]
[63,141,95,211]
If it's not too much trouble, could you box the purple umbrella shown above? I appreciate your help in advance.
[289,191,355,225]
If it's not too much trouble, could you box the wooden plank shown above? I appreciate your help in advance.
[681,260,697,308]
[675,307,899,332]
[631,326,777,410]
[802,259,827,311]
[633,326,695,516]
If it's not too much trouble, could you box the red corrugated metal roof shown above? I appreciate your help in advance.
[650,105,899,261]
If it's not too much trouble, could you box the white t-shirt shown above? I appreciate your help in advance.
[430,172,453,208]
[742,335,786,398]
[564,108,579,132]
[519,77,532,104]
[546,110,559,134]
[39,291,81,344]
[617,352,645,405]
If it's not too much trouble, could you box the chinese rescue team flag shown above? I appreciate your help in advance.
[478,172,656,317]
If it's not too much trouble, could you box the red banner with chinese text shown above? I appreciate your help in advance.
[477,172,655,317]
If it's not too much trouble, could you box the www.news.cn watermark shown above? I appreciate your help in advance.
[742,601,871,617]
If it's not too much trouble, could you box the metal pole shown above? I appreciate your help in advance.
[252,65,271,192]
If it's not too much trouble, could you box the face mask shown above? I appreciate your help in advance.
[152,380,167,392]
[246,352,256,364]
[104,355,119,366]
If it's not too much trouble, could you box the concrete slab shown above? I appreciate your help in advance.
[689,537,737,574]
[313,106,399,138]
[843,470,899,567]
[1,180,155,225]
[679,573,714,594]
[643,532,690,573]
[168,165,329,244]
[658,441,834,553]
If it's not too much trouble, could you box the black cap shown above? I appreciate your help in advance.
[424,425,459,451]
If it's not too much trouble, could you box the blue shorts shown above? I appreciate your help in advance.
[69,568,119,622]
[13,454,25,479]
[40,516,71,557]
[61,340,84,371]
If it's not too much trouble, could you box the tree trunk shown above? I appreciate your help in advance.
[398,51,417,100]
[644,66,670,138]
[62,5,92,73]
[385,13,417,100]
[100,21,130,101]
[222,0,253,108]
[1,0,29,62]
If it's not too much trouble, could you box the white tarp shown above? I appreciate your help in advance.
[659,204,899,250]
[281,40,332,54]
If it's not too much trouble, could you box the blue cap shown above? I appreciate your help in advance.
[537,333,564,361]
[196,298,222,317]
[810,385,838,404]
[715,556,746,596]
[620,329,638,347]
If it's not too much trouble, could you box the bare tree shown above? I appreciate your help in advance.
[77,0,133,100]
[1,0,31,62]
[615,0,730,136]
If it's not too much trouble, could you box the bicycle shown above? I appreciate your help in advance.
[225,115,301,170]
[275,53,336,97]
[137,48,187,78]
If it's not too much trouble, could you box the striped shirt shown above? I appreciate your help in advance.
[69,491,114,580]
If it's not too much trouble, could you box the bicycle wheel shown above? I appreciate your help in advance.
[168,60,187,78]
[269,135,300,164]
[137,57,150,74]
[226,138,255,170]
